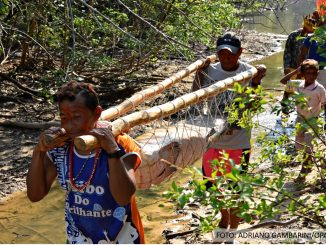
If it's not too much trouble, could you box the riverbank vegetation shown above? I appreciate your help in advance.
[0,0,291,87]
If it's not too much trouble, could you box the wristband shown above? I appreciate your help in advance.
[107,149,125,159]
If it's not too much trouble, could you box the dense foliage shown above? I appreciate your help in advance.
[0,0,273,84]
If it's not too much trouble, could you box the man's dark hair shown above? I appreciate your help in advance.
[57,80,99,111]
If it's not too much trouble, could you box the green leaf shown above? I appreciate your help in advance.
[172,181,178,191]
[318,194,326,208]
[288,200,295,212]
[225,172,238,182]
[177,194,189,208]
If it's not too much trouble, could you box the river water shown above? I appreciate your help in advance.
[0,1,318,243]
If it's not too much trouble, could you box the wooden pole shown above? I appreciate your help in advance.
[45,55,216,145]
[99,54,217,120]
[74,67,258,152]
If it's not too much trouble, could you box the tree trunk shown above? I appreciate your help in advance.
[20,18,37,66]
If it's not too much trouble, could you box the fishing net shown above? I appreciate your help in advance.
[101,56,259,189]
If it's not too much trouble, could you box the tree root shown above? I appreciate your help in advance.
[235,217,300,234]
[0,72,44,98]
[0,95,24,104]
[164,228,200,239]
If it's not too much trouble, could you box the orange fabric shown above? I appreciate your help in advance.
[317,0,326,16]
[116,133,141,170]
[203,148,243,181]
[116,134,145,243]
[131,195,146,244]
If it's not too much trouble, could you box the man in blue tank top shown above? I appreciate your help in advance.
[27,81,145,243]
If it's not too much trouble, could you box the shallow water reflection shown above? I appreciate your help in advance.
[244,1,316,35]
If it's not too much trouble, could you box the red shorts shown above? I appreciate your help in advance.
[202,148,250,183]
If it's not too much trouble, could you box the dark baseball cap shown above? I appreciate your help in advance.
[216,32,241,54]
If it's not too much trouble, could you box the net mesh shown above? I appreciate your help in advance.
[110,57,257,189]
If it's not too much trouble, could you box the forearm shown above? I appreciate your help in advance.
[251,77,261,88]
[108,157,136,206]
[89,126,137,205]
[27,148,51,201]
[192,70,204,91]
[251,64,266,88]
[280,69,298,84]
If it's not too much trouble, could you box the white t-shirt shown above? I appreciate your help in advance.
[317,69,326,89]
[202,61,255,149]
[286,79,326,119]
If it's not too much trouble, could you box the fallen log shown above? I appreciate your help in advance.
[0,120,60,129]
[237,217,301,232]
[0,72,44,98]
[165,217,301,240]
[164,228,200,239]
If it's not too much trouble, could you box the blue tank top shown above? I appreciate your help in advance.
[48,143,141,244]
[304,36,326,68]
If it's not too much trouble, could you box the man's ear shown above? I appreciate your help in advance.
[94,105,103,120]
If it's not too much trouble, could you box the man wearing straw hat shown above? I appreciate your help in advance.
[192,32,266,240]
